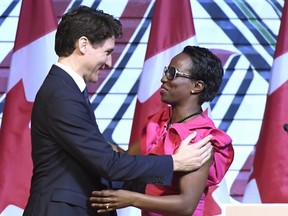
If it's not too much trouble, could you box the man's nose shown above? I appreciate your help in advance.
[105,55,112,68]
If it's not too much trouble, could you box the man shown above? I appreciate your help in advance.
[23,6,212,216]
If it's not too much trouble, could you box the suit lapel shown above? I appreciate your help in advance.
[49,65,97,125]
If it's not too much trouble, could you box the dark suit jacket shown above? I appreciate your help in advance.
[23,65,173,216]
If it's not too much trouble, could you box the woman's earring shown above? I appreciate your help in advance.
[191,90,195,94]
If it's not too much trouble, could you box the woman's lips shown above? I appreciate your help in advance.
[160,86,168,95]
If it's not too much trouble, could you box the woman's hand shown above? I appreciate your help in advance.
[107,141,126,153]
[90,189,134,213]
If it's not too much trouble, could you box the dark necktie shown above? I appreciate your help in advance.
[83,87,90,105]
[82,87,96,123]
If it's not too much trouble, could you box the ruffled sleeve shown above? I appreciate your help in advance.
[204,127,234,186]
[166,113,234,187]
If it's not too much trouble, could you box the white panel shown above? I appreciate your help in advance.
[112,119,133,144]
[10,0,21,16]
[109,69,141,94]
[95,94,127,118]
[246,0,284,19]
[0,42,13,63]
[0,0,14,14]
[139,23,151,43]
[212,95,234,119]
[0,0,21,16]
[213,1,242,19]
[246,71,269,94]
[0,17,18,41]
[227,120,262,145]
[229,146,255,170]
[97,0,128,18]
[235,95,266,119]
[191,0,213,18]
[262,19,282,35]
[194,19,233,45]
[122,95,137,119]
[117,207,140,216]
[79,0,94,7]
[118,143,129,151]
[222,70,246,94]
[96,119,110,134]
[124,45,147,68]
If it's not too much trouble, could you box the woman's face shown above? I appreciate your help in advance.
[160,53,195,106]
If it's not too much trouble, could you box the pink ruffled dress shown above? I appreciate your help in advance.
[140,107,234,216]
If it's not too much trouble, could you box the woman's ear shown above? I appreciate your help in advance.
[192,80,204,94]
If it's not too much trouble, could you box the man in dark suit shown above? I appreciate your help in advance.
[23,6,212,216]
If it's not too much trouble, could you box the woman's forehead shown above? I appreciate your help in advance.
[170,53,193,69]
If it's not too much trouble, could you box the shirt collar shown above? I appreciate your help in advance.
[55,62,86,92]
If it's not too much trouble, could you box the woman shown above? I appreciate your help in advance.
[90,46,234,216]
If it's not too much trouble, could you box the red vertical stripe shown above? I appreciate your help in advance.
[145,0,195,59]
[245,0,288,202]
[0,0,57,212]
[274,2,288,58]
[13,0,57,52]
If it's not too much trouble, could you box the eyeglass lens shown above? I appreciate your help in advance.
[164,67,176,80]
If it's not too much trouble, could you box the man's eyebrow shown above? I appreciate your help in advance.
[107,48,114,54]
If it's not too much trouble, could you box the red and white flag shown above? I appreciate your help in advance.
[0,0,57,214]
[243,1,288,203]
[129,0,197,145]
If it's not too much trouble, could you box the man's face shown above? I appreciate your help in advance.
[83,37,115,83]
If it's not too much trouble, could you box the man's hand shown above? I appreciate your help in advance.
[172,132,212,172]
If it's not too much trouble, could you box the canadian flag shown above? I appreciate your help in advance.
[0,0,57,215]
[129,0,197,145]
[243,1,288,203]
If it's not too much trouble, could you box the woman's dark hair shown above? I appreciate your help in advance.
[55,6,122,57]
[183,46,223,104]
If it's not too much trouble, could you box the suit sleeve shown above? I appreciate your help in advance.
[46,88,173,186]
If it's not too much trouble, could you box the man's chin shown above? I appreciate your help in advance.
[90,76,99,83]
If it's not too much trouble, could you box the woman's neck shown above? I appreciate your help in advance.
[169,106,203,125]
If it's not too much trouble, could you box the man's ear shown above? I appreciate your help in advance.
[78,36,89,54]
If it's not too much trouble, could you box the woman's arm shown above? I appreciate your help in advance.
[108,140,141,154]
[127,139,141,155]
[90,156,211,216]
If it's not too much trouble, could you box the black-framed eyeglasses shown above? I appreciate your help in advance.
[163,66,194,80]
